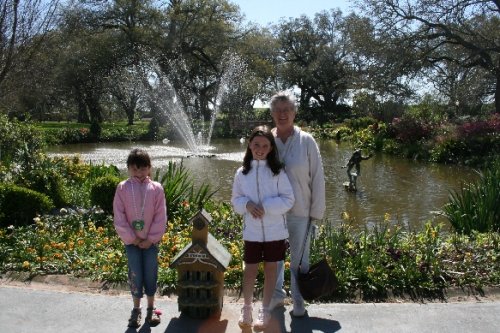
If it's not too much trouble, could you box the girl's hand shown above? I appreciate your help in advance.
[132,237,143,246]
[138,239,153,249]
[246,201,264,219]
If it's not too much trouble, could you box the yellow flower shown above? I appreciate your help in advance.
[22,261,30,269]
[367,266,375,274]
[384,213,391,222]
[341,212,350,221]
[77,239,85,246]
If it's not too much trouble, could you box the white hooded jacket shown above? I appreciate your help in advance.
[231,160,295,242]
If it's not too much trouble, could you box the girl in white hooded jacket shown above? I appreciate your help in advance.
[232,125,295,331]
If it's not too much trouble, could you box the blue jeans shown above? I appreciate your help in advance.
[125,244,159,298]
[273,215,311,304]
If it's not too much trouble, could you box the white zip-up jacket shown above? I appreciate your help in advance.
[231,160,295,242]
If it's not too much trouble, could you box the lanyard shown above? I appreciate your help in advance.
[131,181,148,221]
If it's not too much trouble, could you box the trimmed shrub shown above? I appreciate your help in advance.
[90,175,121,214]
[0,184,54,227]
[28,169,70,208]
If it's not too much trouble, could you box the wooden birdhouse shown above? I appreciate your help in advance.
[170,209,232,318]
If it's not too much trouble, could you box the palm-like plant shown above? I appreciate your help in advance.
[443,160,500,234]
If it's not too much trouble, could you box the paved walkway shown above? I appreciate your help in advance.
[1,285,499,333]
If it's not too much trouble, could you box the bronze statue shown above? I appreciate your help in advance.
[342,149,373,191]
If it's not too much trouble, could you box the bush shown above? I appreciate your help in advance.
[0,184,54,227]
[90,175,122,214]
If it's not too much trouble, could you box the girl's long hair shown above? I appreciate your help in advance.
[242,125,282,175]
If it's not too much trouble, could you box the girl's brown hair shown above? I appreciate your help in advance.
[242,125,282,175]
[126,148,151,168]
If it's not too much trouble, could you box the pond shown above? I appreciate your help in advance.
[47,139,478,230]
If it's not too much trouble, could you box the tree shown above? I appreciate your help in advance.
[275,10,354,122]
[161,0,245,122]
[0,0,59,100]
[360,0,500,113]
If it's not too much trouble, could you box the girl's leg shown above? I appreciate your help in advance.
[243,263,258,306]
[262,261,277,308]
[125,245,144,327]
[125,245,144,302]
[142,245,161,326]
[142,244,159,302]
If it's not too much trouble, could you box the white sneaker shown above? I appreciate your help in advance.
[292,300,306,317]
[253,307,271,331]
[268,297,285,311]
[238,305,253,328]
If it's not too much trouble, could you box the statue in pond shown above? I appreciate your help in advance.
[342,149,373,191]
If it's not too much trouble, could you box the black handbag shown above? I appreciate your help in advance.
[297,220,338,301]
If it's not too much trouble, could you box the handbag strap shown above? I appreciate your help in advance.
[298,219,312,267]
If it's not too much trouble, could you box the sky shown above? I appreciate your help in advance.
[231,0,355,26]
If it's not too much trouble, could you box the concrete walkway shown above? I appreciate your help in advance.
[1,285,499,333]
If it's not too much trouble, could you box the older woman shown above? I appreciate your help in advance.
[268,92,326,317]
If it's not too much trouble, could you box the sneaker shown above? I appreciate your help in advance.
[128,307,142,328]
[253,308,270,331]
[268,297,285,311]
[292,300,306,317]
[146,307,161,327]
[238,305,253,328]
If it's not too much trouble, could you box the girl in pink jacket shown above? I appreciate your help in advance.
[113,148,167,328]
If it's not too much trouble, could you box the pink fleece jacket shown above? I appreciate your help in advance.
[113,177,167,245]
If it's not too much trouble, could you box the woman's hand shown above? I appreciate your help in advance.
[246,201,265,219]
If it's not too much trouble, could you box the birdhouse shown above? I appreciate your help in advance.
[170,209,232,318]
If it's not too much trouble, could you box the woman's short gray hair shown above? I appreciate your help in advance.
[270,91,296,112]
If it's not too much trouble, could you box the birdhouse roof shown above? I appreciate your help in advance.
[170,232,231,271]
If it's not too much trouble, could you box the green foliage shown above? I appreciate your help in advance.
[2,209,499,301]
[344,116,378,131]
[153,161,217,219]
[407,94,450,125]
[0,115,45,165]
[35,122,150,145]
[0,184,54,227]
[7,149,71,208]
[314,220,500,301]
[443,161,500,234]
[90,176,122,214]
[28,168,70,208]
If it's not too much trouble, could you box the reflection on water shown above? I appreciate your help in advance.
[47,139,478,229]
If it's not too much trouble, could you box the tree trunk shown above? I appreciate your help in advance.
[495,68,500,114]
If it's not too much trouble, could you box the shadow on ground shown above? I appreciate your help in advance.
[157,307,340,333]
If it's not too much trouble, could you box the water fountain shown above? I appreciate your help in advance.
[143,53,246,157]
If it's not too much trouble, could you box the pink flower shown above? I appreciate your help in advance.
[153,309,162,316]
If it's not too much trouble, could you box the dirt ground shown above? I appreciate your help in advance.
[2,272,500,304]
